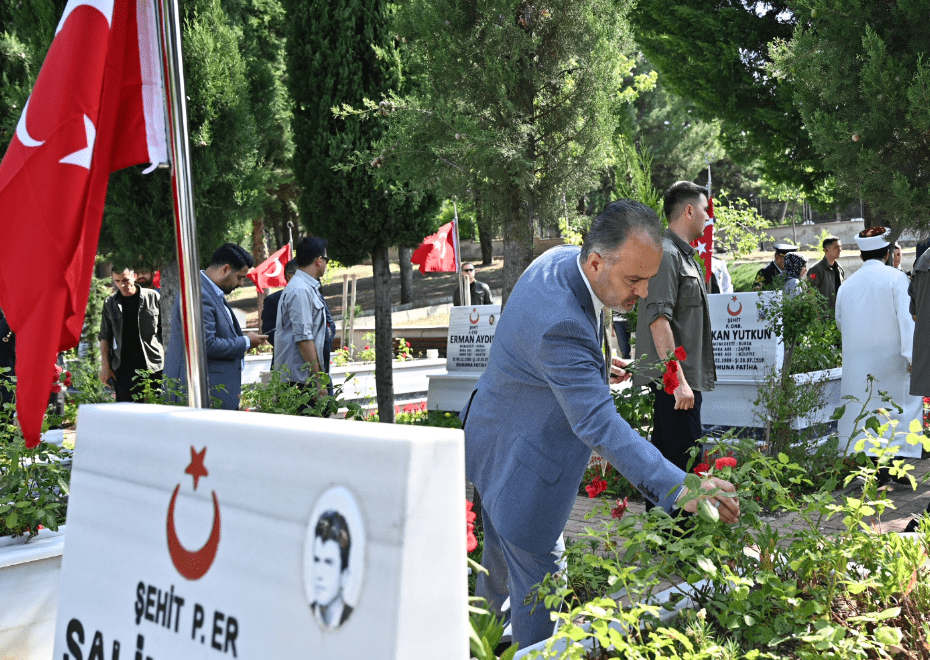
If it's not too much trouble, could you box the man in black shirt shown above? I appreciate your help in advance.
[452,262,493,306]
[99,268,164,402]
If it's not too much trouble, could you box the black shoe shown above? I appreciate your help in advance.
[877,468,911,486]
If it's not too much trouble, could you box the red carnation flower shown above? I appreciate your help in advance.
[63,371,72,388]
[715,457,738,470]
[51,383,62,394]
[674,346,687,361]
[809,273,817,280]
[585,476,608,498]
[465,500,478,553]
[693,462,710,476]
[406,341,411,348]
[611,497,629,520]
[662,369,679,394]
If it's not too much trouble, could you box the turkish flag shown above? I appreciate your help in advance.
[0,0,168,446]
[690,197,714,283]
[410,222,457,274]
[247,244,291,293]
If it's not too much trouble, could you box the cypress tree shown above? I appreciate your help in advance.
[285,0,434,423]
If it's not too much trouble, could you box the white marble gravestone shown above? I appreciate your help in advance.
[702,292,783,429]
[53,404,467,660]
[427,304,501,412]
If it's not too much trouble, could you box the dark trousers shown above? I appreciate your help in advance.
[114,368,162,403]
[650,385,704,473]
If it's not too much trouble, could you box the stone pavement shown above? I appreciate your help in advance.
[564,457,930,543]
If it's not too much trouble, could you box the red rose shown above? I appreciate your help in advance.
[611,496,629,520]
[674,346,687,361]
[693,462,710,476]
[585,476,608,498]
[715,457,738,470]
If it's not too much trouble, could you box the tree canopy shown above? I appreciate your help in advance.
[631,0,829,197]
[348,0,652,300]
[770,0,930,232]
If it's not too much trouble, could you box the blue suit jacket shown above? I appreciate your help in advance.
[463,245,686,553]
[164,272,246,410]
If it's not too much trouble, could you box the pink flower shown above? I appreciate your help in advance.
[585,476,608,498]
[693,462,710,476]
[406,341,411,348]
[715,457,738,470]
[611,497,629,520]
[674,346,687,361]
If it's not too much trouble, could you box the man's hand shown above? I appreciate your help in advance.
[609,357,632,384]
[245,332,267,348]
[679,476,740,523]
[674,379,695,410]
[100,365,116,386]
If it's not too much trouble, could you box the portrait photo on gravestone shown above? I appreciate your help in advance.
[303,486,366,631]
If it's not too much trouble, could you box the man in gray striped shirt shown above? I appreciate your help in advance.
[273,237,330,400]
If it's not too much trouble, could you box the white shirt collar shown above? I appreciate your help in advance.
[576,254,605,318]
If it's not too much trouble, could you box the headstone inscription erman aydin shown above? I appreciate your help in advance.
[446,304,501,372]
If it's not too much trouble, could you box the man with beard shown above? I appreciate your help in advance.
[164,244,266,409]
[462,198,738,649]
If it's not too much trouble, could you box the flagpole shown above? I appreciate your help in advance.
[452,199,469,306]
[156,0,209,407]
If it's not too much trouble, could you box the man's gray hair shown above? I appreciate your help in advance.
[580,199,662,262]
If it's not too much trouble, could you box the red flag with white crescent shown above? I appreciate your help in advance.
[691,197,714,283]
[410,221,457,274]
[247,244,291,293]
[0,0,168,446]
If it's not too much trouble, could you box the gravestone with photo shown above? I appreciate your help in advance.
[53,404,467,660]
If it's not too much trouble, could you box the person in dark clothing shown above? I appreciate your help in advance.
[99,268,164,402]
[755,243,799,289]
[453,262,493,306]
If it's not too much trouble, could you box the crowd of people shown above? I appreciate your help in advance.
[24,191,924,651]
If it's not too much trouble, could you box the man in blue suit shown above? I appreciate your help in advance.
[164,244,267,409]
[462,199,740,649]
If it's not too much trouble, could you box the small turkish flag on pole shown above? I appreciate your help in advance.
[248,244,291,293]
[410,222,457,274]
[691,197,715,283]
[0,0,168,447]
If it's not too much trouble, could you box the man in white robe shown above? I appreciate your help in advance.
[836,227,922,463]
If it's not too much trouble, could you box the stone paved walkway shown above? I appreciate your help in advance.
[563,457,930,543]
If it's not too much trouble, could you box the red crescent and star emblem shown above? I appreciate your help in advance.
[469,307,480,324]
[166,446,221,581]
[727,295,743,317]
